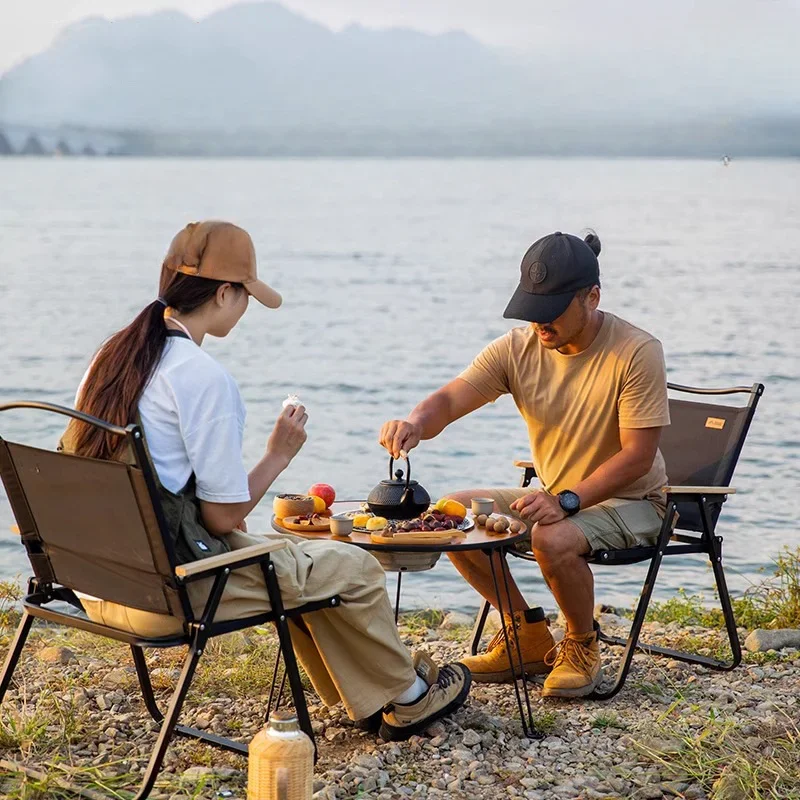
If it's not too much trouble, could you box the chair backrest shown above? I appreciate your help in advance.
[0,402,187,619]
[661,383,763,532]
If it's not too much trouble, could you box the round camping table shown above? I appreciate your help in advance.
[272,501,537,738]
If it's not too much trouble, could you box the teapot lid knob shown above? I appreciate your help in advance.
[395,469,404,480]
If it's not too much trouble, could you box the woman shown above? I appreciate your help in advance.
[63,220,471,741]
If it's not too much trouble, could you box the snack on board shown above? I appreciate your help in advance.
[365,516,389,532]
[475,513,524,536]
[273,494,315,519]
[390,510,464,534]
[281,513,332,532]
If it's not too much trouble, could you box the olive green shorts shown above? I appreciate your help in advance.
[486,488,664,553]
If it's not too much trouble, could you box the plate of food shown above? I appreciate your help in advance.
[345,508,474,533]
[345,500,474,544]
[280,514,333,533]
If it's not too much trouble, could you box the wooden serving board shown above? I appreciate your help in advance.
[280,516,332,533]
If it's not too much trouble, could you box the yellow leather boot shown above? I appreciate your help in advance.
[460,607,554,683]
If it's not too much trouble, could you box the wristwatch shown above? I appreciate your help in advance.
[557,490,581,517]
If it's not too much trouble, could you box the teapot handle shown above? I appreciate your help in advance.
[388,455,413,501]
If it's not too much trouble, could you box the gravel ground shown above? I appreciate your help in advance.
[1,613,799,800]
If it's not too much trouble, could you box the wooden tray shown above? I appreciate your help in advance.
[280,516,332,533]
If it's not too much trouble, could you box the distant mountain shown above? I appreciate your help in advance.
[0,2,526,130]
[1,1,798,156]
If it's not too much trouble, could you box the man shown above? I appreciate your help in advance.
[379,231,670,698]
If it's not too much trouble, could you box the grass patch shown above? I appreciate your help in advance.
[0,760,141,800]
[640,546,800,631]
[591,712,627,731]
[530,710,558,737]
[398,609,445,634]
[635,713,800,799]
[0,581,22,629]
[0,707,50,752]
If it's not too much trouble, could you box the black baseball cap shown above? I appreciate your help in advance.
[503,231,601,324]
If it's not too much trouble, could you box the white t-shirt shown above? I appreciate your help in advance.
[78,336,251,503]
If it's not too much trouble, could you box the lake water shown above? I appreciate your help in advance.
[1,157,798,614]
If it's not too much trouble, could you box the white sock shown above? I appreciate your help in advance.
[392,675,428,705]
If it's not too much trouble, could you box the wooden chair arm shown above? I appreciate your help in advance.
[175,540,287,579]
[662,486,736,495]
[513,460,535,469]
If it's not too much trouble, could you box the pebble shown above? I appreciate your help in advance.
[37,646,76,664]
[439,611,474,629]
[745,628,800,652]
[462,729,482,747]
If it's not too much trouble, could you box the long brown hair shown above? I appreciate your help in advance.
[68,266,242,461]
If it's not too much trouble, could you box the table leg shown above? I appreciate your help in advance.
[394,571,403,624]
[486,546,537,739]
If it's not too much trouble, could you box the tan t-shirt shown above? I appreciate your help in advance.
[459,312,670,510]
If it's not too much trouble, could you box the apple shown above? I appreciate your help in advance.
[308,483,335,508]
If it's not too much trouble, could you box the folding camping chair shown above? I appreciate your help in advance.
[469,382,764,700]
[0,401,339,799]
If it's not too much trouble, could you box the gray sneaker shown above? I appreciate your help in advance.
[379,652,472,741]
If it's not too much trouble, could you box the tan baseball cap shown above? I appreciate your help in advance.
[163,221,282,309]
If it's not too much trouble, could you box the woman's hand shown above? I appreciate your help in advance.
[267,404,308,465]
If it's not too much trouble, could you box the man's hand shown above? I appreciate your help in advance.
[510,491,567,525]
[379,420,422,459]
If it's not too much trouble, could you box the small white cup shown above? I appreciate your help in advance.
[471,498,495,516]
[330,515,354,537]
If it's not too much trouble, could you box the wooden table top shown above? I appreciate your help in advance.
[271,501,528,553]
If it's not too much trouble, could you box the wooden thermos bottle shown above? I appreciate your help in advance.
[248,710,314,800]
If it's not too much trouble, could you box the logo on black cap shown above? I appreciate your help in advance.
[528,262,548,284]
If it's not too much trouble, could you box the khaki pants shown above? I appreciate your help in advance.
[81,530,416,720]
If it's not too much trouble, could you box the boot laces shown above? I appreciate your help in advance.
[436,664,460,689]
[485,618,518,653]
[544,635,595,674]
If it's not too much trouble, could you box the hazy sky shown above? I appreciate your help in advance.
[2,0,799,78]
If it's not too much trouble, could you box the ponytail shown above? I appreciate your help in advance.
[68,301,169,460]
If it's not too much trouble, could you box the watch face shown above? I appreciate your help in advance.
[560,491,580,511]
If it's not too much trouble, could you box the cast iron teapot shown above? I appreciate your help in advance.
[367,455,431,520]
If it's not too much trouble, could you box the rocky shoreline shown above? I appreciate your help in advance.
[1,610,799,800]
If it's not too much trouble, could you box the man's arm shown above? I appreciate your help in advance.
[379,378,489,458]
[511,426,663,523]
[572,426,662,508]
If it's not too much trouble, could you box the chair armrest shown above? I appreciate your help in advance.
[663,486,736,495]
[175,540,287,580]
[514,460,536,469]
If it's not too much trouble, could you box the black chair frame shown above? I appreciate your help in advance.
[470,382,764,700]
[0,401,339,799]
